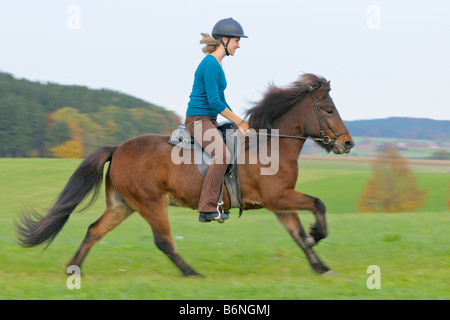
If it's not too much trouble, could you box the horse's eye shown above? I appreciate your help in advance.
[326,109,334,115]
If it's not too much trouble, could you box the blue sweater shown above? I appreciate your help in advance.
[186,55,231,117]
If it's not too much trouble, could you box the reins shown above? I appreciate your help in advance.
[252,132,332,144]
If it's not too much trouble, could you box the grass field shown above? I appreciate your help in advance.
[0,157,449,300]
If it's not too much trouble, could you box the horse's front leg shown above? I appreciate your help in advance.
[266,189,328,245]
[275,211,330,274]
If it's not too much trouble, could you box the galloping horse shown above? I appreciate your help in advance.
[16,73,354,276]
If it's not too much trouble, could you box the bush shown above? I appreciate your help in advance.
[357,144,426,213]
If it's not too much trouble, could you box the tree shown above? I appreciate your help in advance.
[357,144,426,213]
[0,71,182,158]
[430,150,450,160]
[50,140,84,158]
[45,119,71,148]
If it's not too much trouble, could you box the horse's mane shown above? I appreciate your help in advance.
[246,73,328,130]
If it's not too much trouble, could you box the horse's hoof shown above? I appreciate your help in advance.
[321,270,338,277]
[185,272,204,278]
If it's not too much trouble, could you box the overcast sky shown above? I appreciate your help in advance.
[1,0,449,121]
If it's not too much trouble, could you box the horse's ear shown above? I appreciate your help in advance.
[328,80,331,85]
[309,83,321,91]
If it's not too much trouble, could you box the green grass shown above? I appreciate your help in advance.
[0,158,449,299]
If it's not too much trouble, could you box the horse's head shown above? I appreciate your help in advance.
[302,75,354,154]
[246,73,354,155]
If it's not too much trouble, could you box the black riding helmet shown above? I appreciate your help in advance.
[211,18,248,56]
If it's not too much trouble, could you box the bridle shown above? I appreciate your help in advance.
[253,89,349,145]
[310,89,349,144]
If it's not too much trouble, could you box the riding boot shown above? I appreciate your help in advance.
[198,210,230,223]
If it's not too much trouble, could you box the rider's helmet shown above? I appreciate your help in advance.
[212,18,248,39]
[211,18,247,56]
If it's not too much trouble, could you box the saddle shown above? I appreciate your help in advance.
[168,122,243,215]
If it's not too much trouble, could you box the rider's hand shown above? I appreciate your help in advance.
[237,120,250,134]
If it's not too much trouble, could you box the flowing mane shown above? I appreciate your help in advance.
[246,73,328,130]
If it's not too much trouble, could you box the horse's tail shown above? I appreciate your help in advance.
[15,145,117,249]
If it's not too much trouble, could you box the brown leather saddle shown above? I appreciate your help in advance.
[168,122,243,215]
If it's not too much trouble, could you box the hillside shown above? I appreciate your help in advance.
[0,71,448,158]
[345,117,449,141]
[301,118,450,159]
[0,72,181,157]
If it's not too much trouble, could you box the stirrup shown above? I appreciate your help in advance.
[198,211,229,223]
[215,201,224,221]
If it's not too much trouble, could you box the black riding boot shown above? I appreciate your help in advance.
[198,211,230,223]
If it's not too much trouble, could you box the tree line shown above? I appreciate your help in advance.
[0,72,181,157]
[345,117,450,142]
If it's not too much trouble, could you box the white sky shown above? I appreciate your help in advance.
[1,0,449,121]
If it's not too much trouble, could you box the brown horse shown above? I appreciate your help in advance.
[16,73,354,276]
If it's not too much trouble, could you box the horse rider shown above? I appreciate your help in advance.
[185,18,249,222]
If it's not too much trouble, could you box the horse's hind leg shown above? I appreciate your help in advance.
[138,196,201,277]
[275,212,330,274]
[68,204,133,270]
[68,181,134,270]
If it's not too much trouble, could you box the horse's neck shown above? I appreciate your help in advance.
[279,137,305,160]
[278,102,308,157]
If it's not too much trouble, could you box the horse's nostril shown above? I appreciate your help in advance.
[344,140,355,149]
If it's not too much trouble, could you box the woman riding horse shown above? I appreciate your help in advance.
[185,18,250,223]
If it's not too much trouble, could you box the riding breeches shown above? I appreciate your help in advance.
[185,116,231,213]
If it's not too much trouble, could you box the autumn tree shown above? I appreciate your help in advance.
[357,144,426,213]
[50,140,84,158]
[0,71,181,158]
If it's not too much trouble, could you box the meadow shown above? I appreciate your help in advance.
[0,157,448,300]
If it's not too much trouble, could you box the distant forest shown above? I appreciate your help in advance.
[345,117,449,142]
[0,72,181,157]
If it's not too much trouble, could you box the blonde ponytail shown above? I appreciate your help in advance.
[200,33,221,54]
